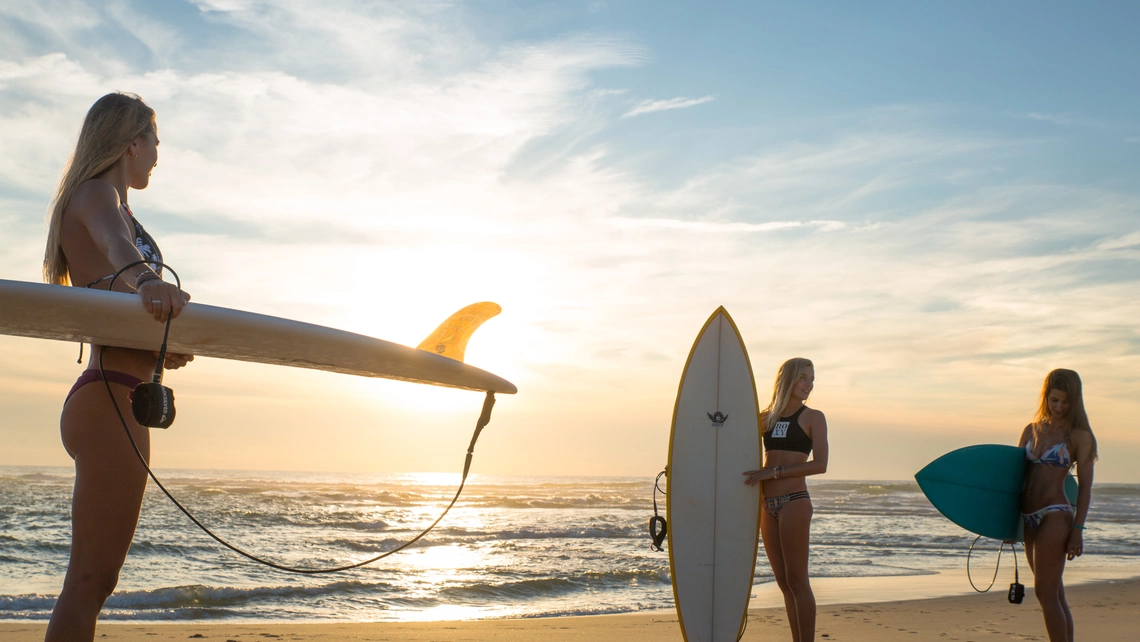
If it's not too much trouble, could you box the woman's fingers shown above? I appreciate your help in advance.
[170,286,189,318]
[165,353,194,369]
[151,352,194,370]
[742,469,768,486]
[138,280,190,321]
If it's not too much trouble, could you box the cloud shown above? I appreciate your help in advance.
[621,95,713,118]
[608,218,844,233]
[1012,111,1111,129]
[1,2,1138,476]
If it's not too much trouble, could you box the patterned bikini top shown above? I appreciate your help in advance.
[1025,437,1072,469]
[85,203,163,288]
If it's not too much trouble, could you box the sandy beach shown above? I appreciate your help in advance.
[3,576,1136,641]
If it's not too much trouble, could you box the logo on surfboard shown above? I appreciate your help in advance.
[707,411,728,425]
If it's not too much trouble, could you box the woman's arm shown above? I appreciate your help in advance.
[1017,423,1033,448]
[71,181,158,287]
[1067,430,1095,560]
[71,180,188,321]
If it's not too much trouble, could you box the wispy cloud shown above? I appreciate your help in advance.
[608,218,844,233]
[621,95,713,118]
[1011,111,1111,129]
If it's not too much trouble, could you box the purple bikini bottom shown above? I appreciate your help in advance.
[66,369,143,404]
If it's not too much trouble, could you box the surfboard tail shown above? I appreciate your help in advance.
[417,302,502,363]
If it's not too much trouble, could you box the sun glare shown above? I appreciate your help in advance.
[348,377,490,414]
[407,543,483,572]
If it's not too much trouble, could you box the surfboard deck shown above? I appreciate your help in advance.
[667,307,761,642]
[0,279,516,394]
[916,444,1078,542]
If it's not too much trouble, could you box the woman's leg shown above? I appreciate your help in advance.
[1059,583,1073,641]
[777,499,815,642]
[1028,512,1073,642]
[1023,520,1036,573]
[46,382,150,642]
[760,509,800,641]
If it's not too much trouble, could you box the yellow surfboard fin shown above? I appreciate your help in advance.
[417,302,502,363]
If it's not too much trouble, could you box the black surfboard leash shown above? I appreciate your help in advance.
[648,467,668,551]
[966,535,1024,603]
[95,261,499,573]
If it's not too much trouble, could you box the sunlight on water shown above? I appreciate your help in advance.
[1,468,1137,622]
[403,471,464,487]
[406,544,487,573]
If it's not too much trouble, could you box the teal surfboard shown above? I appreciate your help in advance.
[915,445,1078,542]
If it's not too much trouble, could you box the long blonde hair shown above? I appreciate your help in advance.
[43,92,156,285]
[1034,368,1098,461]
[760,357,814,432]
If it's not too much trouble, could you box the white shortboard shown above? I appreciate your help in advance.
[0,279,515,394]
[667,307,761,642]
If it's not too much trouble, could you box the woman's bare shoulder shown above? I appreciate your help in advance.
[68,179,120,216]
[1018,423,1034,446]
[803,407,826,426]
[1070,429,1095,451]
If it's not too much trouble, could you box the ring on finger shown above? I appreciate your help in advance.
[151,299,163,304]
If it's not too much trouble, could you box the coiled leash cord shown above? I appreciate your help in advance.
[99,261,498,573]
[648,468,668,551]
[966,535,1024,603]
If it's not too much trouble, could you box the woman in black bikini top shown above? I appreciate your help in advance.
[41,92,193,642]
[745,357,829,642]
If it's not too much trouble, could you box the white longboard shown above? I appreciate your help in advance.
[667,307,761,642]
[0,279,515,394]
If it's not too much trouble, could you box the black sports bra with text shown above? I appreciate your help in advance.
[763,405,813,455]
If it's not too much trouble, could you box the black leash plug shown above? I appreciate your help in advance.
[649,468,668,551]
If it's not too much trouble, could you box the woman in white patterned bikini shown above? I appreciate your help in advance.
[745,357,829,642]
[1018,369,1097,642]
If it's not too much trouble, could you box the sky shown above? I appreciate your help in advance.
[1,1,1137,481]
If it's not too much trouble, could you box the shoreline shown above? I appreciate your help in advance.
[3,575,1137,641]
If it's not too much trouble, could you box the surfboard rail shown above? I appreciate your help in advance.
[0,279,516,394]
[667,307,761,642]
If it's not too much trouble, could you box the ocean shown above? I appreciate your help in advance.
[1,467,1138,622]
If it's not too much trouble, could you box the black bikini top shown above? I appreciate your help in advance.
[763,405,813,455]
[85,203,163,288]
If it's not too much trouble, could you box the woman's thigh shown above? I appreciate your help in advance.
[760,510,787,582]
[777,499,813,581]
[61,383,151,578]
[1028,513,1071,594]
[1024,524,1037,573]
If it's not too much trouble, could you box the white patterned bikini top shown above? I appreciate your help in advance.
[1025,439,1072,469]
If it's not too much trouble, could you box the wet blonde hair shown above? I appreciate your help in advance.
[1033,368,1098,461]
[43,92,156,285]
[760,357,814,433]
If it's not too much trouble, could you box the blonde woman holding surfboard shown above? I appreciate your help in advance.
[42,92,192,641]
[1018,369,1097,642]
[745,357,829,642]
